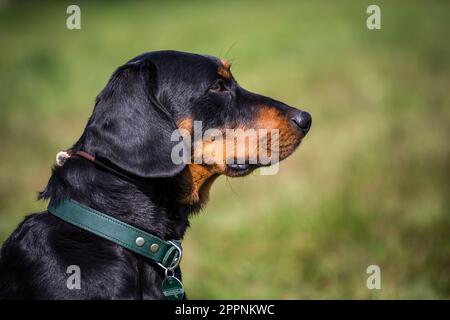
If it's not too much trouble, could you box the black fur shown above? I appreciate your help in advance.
[0,50,309,299]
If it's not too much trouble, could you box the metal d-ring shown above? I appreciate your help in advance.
[157,240,183,273]
[165,268,175,278]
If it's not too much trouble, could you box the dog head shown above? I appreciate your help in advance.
[78,51,311,205]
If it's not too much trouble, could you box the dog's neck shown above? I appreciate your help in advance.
[39,157,194,240]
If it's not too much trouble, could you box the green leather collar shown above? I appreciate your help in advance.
[48,199,182,271]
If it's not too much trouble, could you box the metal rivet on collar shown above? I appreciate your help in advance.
[135,237,145,247]
[150,243,159,253]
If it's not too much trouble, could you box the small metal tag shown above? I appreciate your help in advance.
[162,276,184,300]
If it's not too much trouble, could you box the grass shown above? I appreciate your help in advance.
[0,0,449,299]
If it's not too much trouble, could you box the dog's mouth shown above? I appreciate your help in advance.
[225,163,258,177]
[224,141,300,177]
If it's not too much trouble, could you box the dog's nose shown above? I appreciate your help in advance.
[291,111,312,135]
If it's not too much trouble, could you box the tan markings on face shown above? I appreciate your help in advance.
[217,59,231,79]
[192,130,258,168]
[178,117,224,206]
[254,106,304,161]
[178,106,302,205]
[177,117,193,132]
[180,164,220,205]
[222,127,262,163]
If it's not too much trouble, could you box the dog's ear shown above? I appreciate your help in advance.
[82,59,185,178]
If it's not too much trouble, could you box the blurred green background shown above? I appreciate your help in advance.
[0,0,449,299]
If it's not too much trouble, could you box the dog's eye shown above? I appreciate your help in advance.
[209,79,227,93]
